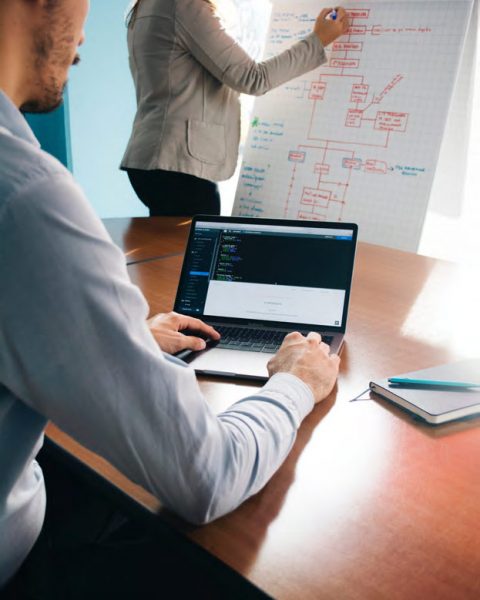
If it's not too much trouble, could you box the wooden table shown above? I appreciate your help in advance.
[47,217,480,600]
[103,216,191,264]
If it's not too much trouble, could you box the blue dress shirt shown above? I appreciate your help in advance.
[0,90,314,586]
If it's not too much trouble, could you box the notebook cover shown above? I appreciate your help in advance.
[369,359,480,424]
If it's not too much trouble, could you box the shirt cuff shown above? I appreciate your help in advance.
[261,372,315,425]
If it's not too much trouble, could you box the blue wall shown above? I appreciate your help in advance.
[26,90,72,170]
[68,2,147,218]
[37,1,265,218]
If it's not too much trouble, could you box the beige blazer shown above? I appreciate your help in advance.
[121,0,326,181]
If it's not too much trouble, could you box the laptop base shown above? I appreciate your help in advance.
[183,334,345,382]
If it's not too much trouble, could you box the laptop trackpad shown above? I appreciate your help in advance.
[190,348,273,380]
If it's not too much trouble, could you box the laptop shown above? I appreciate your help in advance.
[173,216,358,381]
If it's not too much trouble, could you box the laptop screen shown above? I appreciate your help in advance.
[174,217,357,332]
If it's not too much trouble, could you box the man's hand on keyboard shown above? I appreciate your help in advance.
[267,332,340,404]
[148,312,221,354]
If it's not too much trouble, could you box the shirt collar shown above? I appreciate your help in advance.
[0,90,40,148]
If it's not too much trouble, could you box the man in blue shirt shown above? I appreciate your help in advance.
[0,0,340,596]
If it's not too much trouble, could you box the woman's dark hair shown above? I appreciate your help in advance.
[127,0,216,27]
[126,1,141,26]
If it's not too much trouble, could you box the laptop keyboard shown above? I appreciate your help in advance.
[212,326,333,353]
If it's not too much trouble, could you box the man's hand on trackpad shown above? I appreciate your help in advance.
[147,312,221,355]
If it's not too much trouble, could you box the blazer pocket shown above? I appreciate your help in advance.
[187,120,226,165]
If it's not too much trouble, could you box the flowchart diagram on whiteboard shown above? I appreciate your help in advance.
[233,1,474,251]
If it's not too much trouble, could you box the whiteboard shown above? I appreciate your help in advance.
[233,0,474,251]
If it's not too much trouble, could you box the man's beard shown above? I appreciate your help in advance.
[21,79,65,114]
[21,17,79,114]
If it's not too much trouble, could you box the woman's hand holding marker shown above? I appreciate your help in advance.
[314,7,350,47]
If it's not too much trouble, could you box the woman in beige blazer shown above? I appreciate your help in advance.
[121,1,349,216]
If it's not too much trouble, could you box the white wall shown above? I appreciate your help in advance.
[419,3,480,266]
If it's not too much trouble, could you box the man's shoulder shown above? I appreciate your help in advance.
[0,129,72,209]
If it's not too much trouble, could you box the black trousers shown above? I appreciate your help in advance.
[2,440,268,600]
[126,168,221,217]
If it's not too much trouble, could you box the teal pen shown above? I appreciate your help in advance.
[388,377,480,388]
